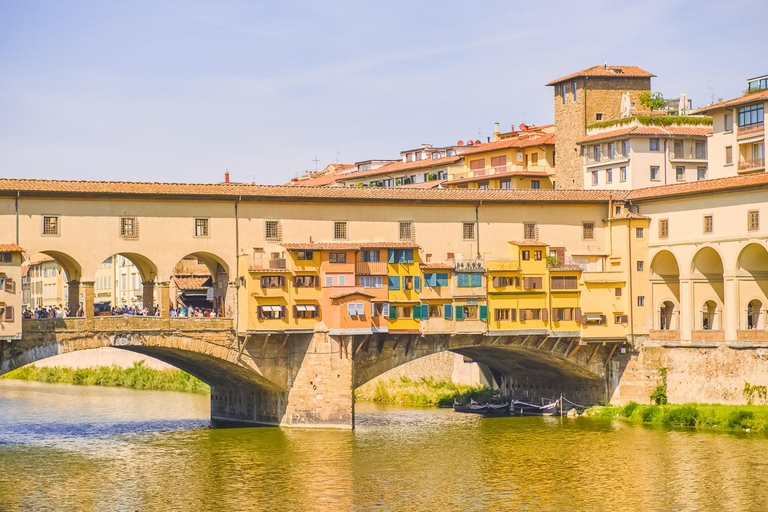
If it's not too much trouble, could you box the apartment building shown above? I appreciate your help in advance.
[695,75,766,178]
[579,117,712,189]
[548,65,655,189]
[0,244,23,341]
[22,256,67,309]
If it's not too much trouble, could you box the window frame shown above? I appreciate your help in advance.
[703,215,713,234]
[462,222,476,241]
[119,216,139,241]
[333,221,348,240]
[399,220,415,242]
[328,252,347,264]
[41,214,61,237]
[748,210,760,232]
[582,221,595,240]
[264,220,282,242]
[194,218,210,238]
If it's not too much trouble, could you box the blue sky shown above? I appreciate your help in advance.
[1,0,765,184]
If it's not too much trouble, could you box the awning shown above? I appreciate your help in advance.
[261,305,282,312]
[738,135,764,145]
[584,314,603,321]
[296,304,318,312]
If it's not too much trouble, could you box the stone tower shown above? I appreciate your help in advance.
[547,65,654,189]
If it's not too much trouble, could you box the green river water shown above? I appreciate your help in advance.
[2,380,768,511]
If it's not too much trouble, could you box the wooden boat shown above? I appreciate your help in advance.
[510,399,559,416]
[453,399,509,415]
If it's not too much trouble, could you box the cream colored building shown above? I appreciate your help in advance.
[22,256,67,309]
[0,244,23,340]
[579,117,712,189]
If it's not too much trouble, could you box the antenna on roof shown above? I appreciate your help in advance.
[336,147,341,163]
[312,156,320,172]
[604,62,607,69]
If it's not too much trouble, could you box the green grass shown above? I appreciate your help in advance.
[585,402,768,432]
[586,114,713,130]
[355,376,489,407]
[1,362,210,394]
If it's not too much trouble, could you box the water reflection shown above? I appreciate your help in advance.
[2,381,768,511]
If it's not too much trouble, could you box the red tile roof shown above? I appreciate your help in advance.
[508,240,548,247]
[359,242,419,249]
[607,211,650,220]
[0,178,616,203]
[335,155,461,182]
[0,244,24,252]
[172,276,211,290]
[419,262,454,269]
[579,124,711,143]
[442,169,550,186]
[459,133,555,155]
[627,172,768,201]
[399,180,445,189]
[547,65,655,86]
[282,241,418,251]
[693,89,768,114]
[287,164,355,187]
[330,291,376,300]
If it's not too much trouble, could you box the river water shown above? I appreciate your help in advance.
[2,381,768,511]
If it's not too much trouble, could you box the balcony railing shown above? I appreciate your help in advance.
[268,258,287,269]
[670,144,707,160]
[355,261,387,275]
[737,122,764,138]
[584,152,629,165]
[454,259,485,271]
[739,158,766,172]
[463,163,548,179]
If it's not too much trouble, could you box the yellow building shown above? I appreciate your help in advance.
[1,244,23,341]
[442,126,556,190]
[387,245,421,333]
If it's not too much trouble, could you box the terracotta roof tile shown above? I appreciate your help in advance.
[693,89,768,114]
[0,178,616,203]
[330,291,375,300]
[172,276,211,290]
[359,241,419,249]
[287,164,355,186]
[0,244,24,252]
[282,242,360,251]
[459,133,555,155]
[419,262,454,269]
[547,65,655,86]
[508,240,548,247]
[336,155,461,182]
[399,180,445,189]
[607,211,650,220]
[579,124,711,143]
[628,173,768,201]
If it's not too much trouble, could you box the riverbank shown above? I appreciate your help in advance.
[1,362,209,394]
[585,402,768,432]
[355,376,487,406]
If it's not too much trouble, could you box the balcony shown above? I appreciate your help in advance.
[355,261,387,275]
[464,163,549,179]
[268,258,287,269]
[670,143,707,161]
[454,259,485,271]
[584,152,629,166]
[737,122,764,139]
[738,158,766,173]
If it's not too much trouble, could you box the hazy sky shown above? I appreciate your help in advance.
[1,0,765,185]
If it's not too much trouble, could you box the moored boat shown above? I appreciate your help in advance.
[510,399,559,416]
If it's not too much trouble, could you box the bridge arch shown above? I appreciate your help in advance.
[690,247,724,331]
[167,252,233,317]
[736,243,768,330]
[650,250,681,331]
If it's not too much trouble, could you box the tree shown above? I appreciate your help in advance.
[639,92,667,111]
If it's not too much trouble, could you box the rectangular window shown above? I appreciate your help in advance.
[561,84,566,105]
[724,113,733,132]
[388,249,414,264]
[329,253,347,264]
[478,182,490,190]
[523,222,538,240]
[636,227,644,239]
[258,305,286,319]
[572,80,577,101]
[462,222,476,241]
[622,140,630,157]
[490,155,506,171]
[697,167,707,181]
[748,210,759,232]
[333,221,348,240]
[494,308,510,321]
[649,138,660,151]
[120,217,139,240]
[638,296,645,307]
[500,179,511,189]
[676,167,685,181]
[402,276,414,290]
[615,287,622,297]
[534,250,542,261]
[637,261,645,272]
[325,276,333,287]
[695,141,705,159]
[725,146,733,165]
[423,273,448,288]
[42,215,60,236]
[582,222,595,240]
[294,275,318,288]
[523,277,543,290]
[620,166,627,182]
[194,218,210,238]
[260,276,285,288]
[591,171,599,186]
[294,304,319,319]
[608,143,615,160]
[338,275,347,286]
[360,250,380,262]
[593,145,601,162]
[605,169,613,183]
[704,215,713,234]
[297,251,314,261]
[522,250,530,261]
[530,180,540,190]
[650,166,660,181]
[738,104,764,127]
[595,113,603,121]
[519,308,542,321]
[347,302,365,317]
[0,252,11,263]
[265,220,282,242]
[469,159,485,171]
[551,276,578,289]
[399,221,414,241]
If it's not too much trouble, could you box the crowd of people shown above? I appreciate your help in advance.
[22,304,220,319]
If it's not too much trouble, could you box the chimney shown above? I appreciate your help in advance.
[224,171,230,183]
[492,122,501,142]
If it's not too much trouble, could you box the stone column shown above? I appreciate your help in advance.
[67,280,80,313]
[81,281,95,319]
[157,281,170,318]
[142,281,155,312]
[679,277,693,340]
[724,275,739,341]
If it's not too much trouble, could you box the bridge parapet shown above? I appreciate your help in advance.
[22,316,234,333]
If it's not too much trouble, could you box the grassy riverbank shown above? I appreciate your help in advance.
[355,376,488,407]
[1,362,210,394]
[585,402,768,432]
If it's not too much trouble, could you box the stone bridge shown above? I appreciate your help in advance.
[1,318,630,428]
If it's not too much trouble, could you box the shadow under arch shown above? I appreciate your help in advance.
[31,250,82,282]
[736,242,768,275]
[104,252,159,282]
[691,245,725,277]
[175,251,230,279]
[650,249,680,279]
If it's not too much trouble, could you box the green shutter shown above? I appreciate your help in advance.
[457,274,468,287]
[388,276,399,290]
[424,273,435,287]
[405,249,414,263]
[444,304,453,319]
[414,276,421,290]
[479,305,489,321]
[413,304,421,320]
[389,306,397,319]
[421,304,429,319]
[455,305,464,321]
[437,273,449,287]
[398,250,406,264]
[388,250,395,263]
[470,274,482,287]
